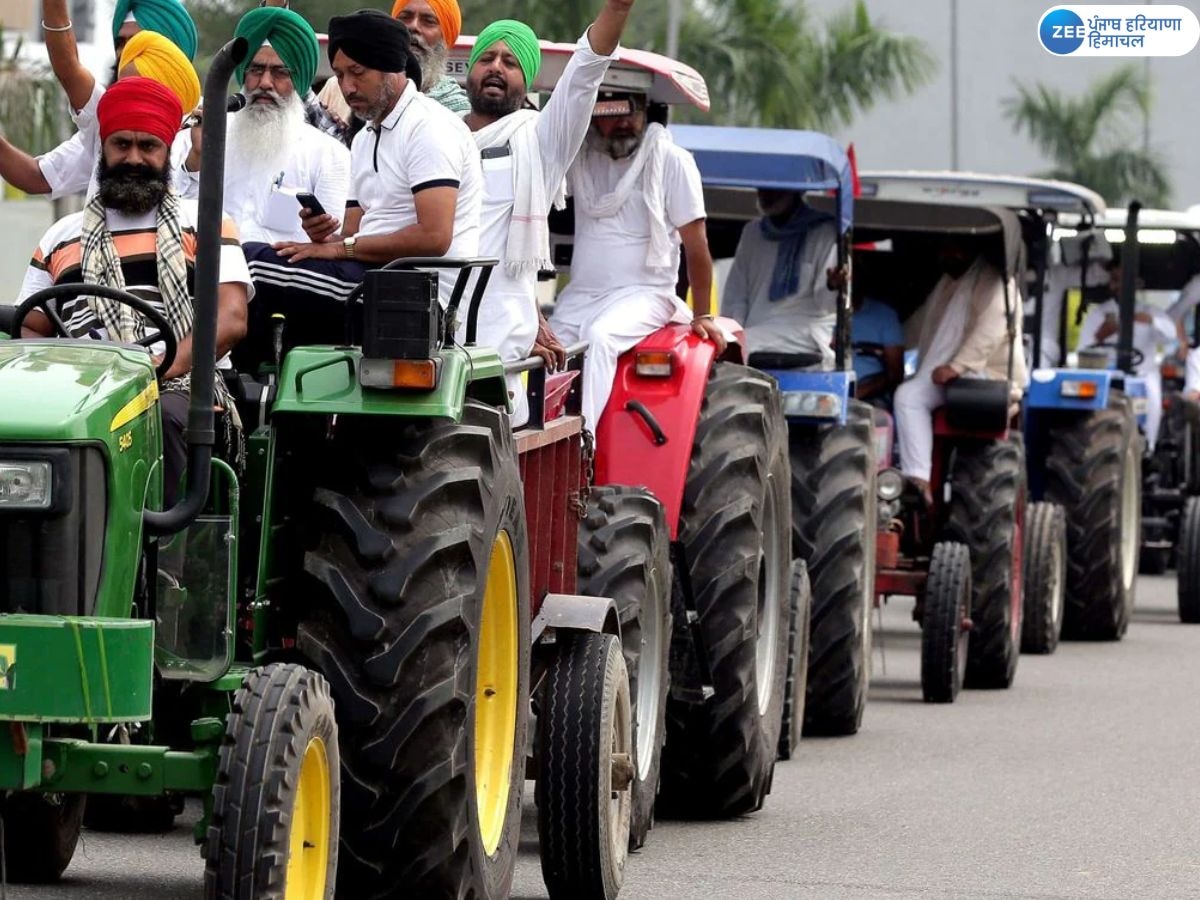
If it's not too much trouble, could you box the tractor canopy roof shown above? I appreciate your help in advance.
[447,38,709,110]
[859,170,1105,220]
[1089,208,1200,292]
[669,125,852,234]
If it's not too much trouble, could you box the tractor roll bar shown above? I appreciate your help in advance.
[503,342,589,374]
[145,37,248,537]
[1117,201,1142,375]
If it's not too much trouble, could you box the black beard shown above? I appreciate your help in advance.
[97,160,170,215]
[470,90,524,117]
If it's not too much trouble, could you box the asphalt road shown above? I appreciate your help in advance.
[11,574,1199,900]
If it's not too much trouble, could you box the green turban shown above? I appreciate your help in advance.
[234,7,320,93]
[111,0,198,61]
[470,20,541,89]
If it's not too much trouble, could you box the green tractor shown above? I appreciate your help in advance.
[0,38,645,900]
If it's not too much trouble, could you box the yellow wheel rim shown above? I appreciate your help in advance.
[285,736,331,900]
[475,531,520,857]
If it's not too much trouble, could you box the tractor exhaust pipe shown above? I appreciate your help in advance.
[145,37,248,536]
[1117,200,1142,376]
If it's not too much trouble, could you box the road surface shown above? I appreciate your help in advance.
[11,574,1199,900]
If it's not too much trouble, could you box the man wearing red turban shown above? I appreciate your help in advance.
[17,77,253,508]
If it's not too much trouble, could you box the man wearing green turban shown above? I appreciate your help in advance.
[459,0,638,429]
[174,6,351,247]
[111,0,199,60]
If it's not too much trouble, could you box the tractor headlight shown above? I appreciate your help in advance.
[0,460,52,510]
[878,468,903,502]
[782,391,841,419]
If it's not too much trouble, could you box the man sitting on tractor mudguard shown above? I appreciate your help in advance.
[462,0,636,424]
[16,77,252,507]
[549,91,725,431]
[241,10,482,357]
[721,189,845,365]
[894,239,1027,500]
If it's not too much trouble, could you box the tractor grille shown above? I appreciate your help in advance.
[0,446,107,615]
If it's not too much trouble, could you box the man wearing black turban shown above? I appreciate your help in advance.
[239,8,483,366]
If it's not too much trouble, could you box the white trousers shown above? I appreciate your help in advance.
[457,290,539,427]
[1144,370,1162,451]
[894,372,945,482]
[550,290,686,431]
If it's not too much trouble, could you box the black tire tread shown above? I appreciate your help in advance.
[1177,496,1200,623]
[0,792,85,884]
[1021,502,1067,654]
[921,542,971,704]
[777,561,812,760]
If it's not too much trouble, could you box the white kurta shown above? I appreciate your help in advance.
[721,218,839,365]
[470,31,615,426]
[171,115,351,245]
[551,142,704,430]
[1079,299,1176,448]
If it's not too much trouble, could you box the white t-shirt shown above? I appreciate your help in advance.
[1079,299,1175,377]
[561,142,705,303]
[172,115,352,244]
[349,80,482,305]
[17,198,253,368]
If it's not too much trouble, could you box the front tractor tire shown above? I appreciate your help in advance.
[945,437,1025,689]
[1045,396,1142,639]
[295,402,531,899]
[536,632,633,900]
[660,363,792,817]
[920,542,972,704]
[777,560,813,760]
[791,401,877,735]
[1021,502,1068,654]
[577,486,672,850]
[205,663,339,900]
[0,792,85,884]
[1177,496,1200,622]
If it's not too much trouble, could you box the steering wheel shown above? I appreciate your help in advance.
[1082,341,1145,369]
[13,283,178,380]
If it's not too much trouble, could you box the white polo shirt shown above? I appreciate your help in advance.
[349,80,482,281]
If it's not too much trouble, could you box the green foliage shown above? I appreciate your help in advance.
[0,28,71,156]
[458,0,933,129]
[1004,65,1170,207]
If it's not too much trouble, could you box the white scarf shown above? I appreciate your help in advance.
[569,122,674,272]
[473,109,561,277]
[917,258,986,374]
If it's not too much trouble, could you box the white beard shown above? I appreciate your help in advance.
[226,91,305,176]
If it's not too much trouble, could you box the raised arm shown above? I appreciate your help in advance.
[0,138,52,194]
[587,0,635,55]
[42,0,97,114]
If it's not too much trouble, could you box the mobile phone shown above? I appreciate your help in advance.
[296,192,327,217]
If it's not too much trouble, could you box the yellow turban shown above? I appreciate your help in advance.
[118,30,200,115]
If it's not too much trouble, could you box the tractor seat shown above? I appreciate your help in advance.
[748,351,824,371]
[936,378,1013,437]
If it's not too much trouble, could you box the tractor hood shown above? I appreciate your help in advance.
[0,341,158,442]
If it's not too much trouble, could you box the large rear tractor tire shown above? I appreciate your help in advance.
[536,632,633,900]
[0,792,85,883]
[660,363,791,817]
[205,663,339,900]
[945,437,1025,689]
[1177,497,1200,622]
[577,486,671,851]
[777,560,812,760]
[1021,502,1067,654]
[791,401,876,735]
[920,542,971,704]
[295,402,531,899]
[1045,396,1141,639]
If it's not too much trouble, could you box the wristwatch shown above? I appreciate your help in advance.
[343,236,357,260]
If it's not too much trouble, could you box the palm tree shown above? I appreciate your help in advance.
[459,0,934,130]
[1004,65,1170,207]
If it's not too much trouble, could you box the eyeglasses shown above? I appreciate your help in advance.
[246,63,293,81]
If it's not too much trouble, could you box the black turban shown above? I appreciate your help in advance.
[327,9,422,86]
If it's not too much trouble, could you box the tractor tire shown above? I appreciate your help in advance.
[205,663,339,900]
[536,632,632,900]
[777,560,812,760]
[659,363,791,817]
[1021,502,1068,654]
[0,792,85,883]
[1045,395,1142,639]
[295,402,531,899]
[1177,497,1200,623]
[577,485,671,851]
[920,541,971,704]
[791,400,876,735]
[945,436,1025,689]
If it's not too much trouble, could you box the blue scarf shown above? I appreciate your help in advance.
[760,205,834,302]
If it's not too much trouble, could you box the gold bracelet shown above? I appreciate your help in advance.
[42,19,73,31]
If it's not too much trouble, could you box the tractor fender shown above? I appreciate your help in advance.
[595,320,743,538]
[532,593,620,643]
[1117,374,1150,429]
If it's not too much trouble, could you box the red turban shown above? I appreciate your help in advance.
[97,76,183,148]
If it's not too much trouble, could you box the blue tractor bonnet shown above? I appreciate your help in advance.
[670,125,853,234]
